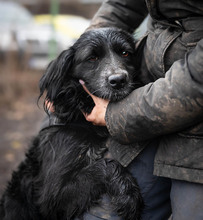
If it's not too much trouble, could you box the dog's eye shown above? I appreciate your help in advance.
[88,56,99,62]
[121,51,129,57]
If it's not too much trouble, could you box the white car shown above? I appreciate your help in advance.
[0,1,33,52]
[17,15,90,69]
[0,2,90,69]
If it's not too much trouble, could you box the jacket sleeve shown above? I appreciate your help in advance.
[105,39,203,143]
[88,0,148,33]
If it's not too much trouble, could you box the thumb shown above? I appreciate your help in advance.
[79,79,103,103]
[79,79,91,96]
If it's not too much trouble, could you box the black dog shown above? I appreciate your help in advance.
[0,28,143,220]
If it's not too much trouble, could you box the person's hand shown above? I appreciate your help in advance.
[45,100,55,112]
[79,80,109,126]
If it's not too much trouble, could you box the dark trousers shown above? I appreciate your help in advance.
[78,142,203,220]
[170,179,203,220]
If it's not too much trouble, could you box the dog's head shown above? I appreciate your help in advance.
[39,28,141,122]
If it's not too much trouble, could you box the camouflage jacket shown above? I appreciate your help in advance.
[90,0,203,183]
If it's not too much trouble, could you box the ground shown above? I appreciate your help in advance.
[0,62,46,196]
[0,96,45,196]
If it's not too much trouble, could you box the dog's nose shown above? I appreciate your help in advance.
[108,73,127,89]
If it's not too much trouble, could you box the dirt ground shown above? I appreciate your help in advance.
[0,97,46,197]
[0,97,45,196]
[0,63,46,196]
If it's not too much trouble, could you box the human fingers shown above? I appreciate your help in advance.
[79,79,108,126]
[79,79,99,104]
[45,100,55,112]
[83,106,107,126]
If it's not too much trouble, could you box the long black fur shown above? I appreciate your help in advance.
[0,28,143,220]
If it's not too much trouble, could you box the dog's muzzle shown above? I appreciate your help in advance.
[108,73,128,89]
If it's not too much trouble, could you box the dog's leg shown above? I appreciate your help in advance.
[38,159,108,219]
[105,160,143,220]
[65,160,107,219]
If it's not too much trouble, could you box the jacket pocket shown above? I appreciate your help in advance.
[164,17,203,72]
[165,30,203,73]
[144,26,182,80]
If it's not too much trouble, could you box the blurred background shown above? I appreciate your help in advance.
[0,0,103,196]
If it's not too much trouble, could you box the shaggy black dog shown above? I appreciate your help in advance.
[0,28,143,220]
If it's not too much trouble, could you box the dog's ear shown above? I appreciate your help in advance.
[39,47,75,101]
[39,47,75,110]
[38,47,88,122]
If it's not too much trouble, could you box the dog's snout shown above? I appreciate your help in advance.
[108,73,127,89]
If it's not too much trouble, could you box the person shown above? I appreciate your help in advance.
[78,0,203,219]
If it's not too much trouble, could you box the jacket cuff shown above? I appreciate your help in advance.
[105,101,132,144]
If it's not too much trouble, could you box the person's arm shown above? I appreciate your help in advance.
[88,0,148,33]
[105,39,203,143]
[82,39,203,143]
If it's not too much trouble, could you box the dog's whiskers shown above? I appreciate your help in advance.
[91,87,104,96]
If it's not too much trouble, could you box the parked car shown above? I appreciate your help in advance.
[0,2,90,69]
[17,14,90,69]
[0,1,33,53]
